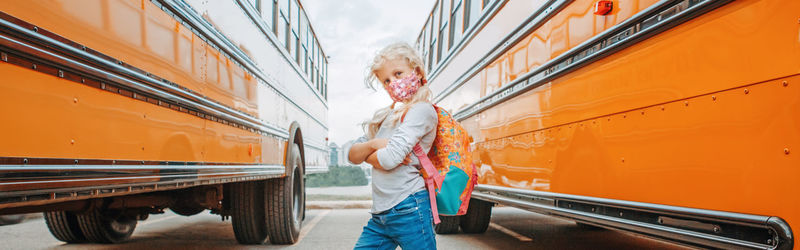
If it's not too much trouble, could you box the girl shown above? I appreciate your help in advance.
[343,42,438,249]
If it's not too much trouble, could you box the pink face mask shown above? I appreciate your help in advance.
[385,73,423,103]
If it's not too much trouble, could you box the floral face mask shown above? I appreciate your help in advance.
[385,72,424,103]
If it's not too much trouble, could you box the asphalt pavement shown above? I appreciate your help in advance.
[0,206,690,249]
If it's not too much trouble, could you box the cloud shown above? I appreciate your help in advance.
[303,0,434,145]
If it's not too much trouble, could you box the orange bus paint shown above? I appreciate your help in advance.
[422,0,799,247]
[0,0,280,164]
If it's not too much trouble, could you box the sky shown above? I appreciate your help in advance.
[301,0,435,147]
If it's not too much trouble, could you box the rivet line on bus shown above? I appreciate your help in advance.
[0,20,286,139]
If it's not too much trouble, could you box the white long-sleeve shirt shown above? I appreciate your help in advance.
[342,102,438,213]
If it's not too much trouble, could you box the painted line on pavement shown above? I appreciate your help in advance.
[297,209,331,243]
[140,215,180,226]
[490,222,533,242]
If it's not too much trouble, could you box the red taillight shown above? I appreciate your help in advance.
[594,1,613,15]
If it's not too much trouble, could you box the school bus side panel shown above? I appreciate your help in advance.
[450,0,800,245]
[0,0,286,165]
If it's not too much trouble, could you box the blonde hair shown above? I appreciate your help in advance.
[362,42,431,139]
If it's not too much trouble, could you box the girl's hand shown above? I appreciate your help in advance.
[366,152,413,170]
[348,138,390,165]
[401,154,413,165]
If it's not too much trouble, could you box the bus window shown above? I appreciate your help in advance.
[442,0,451,21]
[316,42,322,68]
[428,39,436,72]
[279,0,289,17]
[436,28,444,63]
[449,0,463,49]
[277,13,287,48]
[469,0,481,29]
[422,26,428,59]
[284,21,291,51]
[261,0,275,33]
[431,5,439,44]
[290,0,298,35]
[300,11,308,69]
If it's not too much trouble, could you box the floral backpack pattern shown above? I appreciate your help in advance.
[411,104,478,224]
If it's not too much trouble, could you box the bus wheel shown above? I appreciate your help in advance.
[0,214,26,225]
[44,211,86,243]
[229,181,269,244]
[266,143,304,244]
[460,199,493,233]
[76,209,137,243]
[435,215,461,234]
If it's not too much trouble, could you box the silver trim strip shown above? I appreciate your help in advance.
[0,19,290,139]
[474,184,793,250]
[154,0,329,130]
[424,0,509,82]
[452,0,733,121]
[0,164,286,209]
[477,185,770,225]
[432,0,571,103]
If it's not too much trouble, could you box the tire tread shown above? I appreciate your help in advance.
[435,215,461,234]
[266,144,303,244]
[44,211,86,243]
[459,199,492,234]
[75,209,136,243]
[230,181,268,244]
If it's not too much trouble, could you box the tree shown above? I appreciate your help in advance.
[306,165,368,187]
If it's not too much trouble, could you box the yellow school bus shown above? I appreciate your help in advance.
[0,0,328,245]
[418,0,798,249]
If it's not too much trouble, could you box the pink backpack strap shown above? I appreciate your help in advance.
[413,144,443,224]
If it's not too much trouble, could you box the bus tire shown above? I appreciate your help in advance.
[435,215,461,234]
[76,209,137,243]
[230,181,269,244]
[0,214,26,225]
[266,143,304,244]
[43,211,86,243]
[460,199,492,234]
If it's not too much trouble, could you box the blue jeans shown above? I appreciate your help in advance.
[354,190,437,250]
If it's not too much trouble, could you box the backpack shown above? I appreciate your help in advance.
[409,104,478,224]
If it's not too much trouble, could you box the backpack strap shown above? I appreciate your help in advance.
[413,144,444,224]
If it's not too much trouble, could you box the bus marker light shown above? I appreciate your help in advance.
[594,1,613,15]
